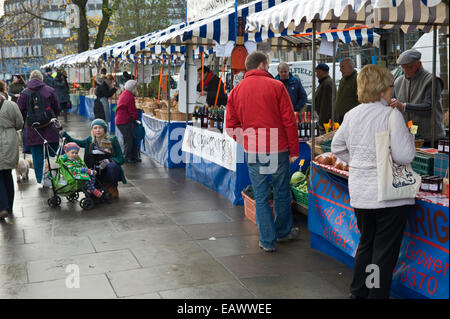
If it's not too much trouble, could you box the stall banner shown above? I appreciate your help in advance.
[187,0,234,22]
[182,125,237,171]
[308,164,360,257]
[391,200,449,299]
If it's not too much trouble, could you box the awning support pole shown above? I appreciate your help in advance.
[311,20,316,162]
[332,39,336,129]
[431,25,437,146]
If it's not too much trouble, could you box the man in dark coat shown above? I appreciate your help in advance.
[43,68,54,88]
[54,69,71,122]
[275,62,307,112]
[197,66,227,106]
[315,63,334,130]
[16,70,60,187]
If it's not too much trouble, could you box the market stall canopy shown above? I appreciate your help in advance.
[245,0,449,35]
[151,0,380,50]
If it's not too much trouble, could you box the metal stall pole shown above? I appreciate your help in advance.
[185,45,192,126]
[168,59,171,123]
[431,25,437,147]
[332,39,336,129]
[311,20,317,162]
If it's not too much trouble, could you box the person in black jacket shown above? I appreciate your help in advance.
[197,66,227,106]
[94,74,117,123]
[54,69,71,122]
[43,68,54,88]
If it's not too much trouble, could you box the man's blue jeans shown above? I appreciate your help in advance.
[246,152,293,249]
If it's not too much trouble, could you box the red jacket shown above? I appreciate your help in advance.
[225,70,299,157]
[115,90,138,125]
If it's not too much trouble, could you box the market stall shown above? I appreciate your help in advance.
[308,160,449,299]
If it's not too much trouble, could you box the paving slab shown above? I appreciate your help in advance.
[89,225,191,252]
[0,236,95,265]
[107,258,236,297]
[0,264,28,288]
[196,235,262,258]
[181,220,259,240]
[167,210,232,225]
[241,272,345,299]
[0,274,117,299]
[27,249,141,283]
[110,214,175,232]
[130,241,211,268]
[159,281,256,299]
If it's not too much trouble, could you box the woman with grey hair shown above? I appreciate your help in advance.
[16,70,60,187]
[115,80,140,163]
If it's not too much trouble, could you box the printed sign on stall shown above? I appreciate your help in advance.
[182,125,237,171]
[391,201,449,299]
[308,164,360,257]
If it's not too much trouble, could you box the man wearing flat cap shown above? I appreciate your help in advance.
[390,49,445,147]
[315,63,334,130]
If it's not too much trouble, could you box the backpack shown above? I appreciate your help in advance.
[23,87,53,128]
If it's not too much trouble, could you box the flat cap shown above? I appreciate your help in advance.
[316,63,329,71]
[397,49,421,65]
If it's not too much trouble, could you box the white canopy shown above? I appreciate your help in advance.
[246,0,448,35]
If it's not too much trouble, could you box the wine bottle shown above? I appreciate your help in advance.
[314,119,319,137]
[306,112,311,138]
[300,112,306,139]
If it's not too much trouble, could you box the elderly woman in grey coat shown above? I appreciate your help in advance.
[0,94,24,219]
[331,64,416,299]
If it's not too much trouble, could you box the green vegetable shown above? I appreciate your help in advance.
[290,171,306,185]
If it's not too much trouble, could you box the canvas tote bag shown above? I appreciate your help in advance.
[376,110,421,201]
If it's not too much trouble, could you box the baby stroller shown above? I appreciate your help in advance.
[31,120,112,210]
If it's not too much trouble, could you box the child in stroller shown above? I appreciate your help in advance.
[47,141,112,210]
[61,142,104,198]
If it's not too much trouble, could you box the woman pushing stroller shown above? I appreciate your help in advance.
[60,118,126,198]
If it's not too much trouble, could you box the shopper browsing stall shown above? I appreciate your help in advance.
[94,74,117,123]
[225,51,300,252]
[115,80,140,164]
[331,64,416,299]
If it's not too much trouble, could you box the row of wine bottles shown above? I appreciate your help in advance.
[297,111,320,139]
[192,106,226,132]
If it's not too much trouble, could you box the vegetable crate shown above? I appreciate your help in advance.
[291,185,309,207]
[241,192,273,225]
[320,140,332,153]
[434,153,449,177]
[411,153,434,176]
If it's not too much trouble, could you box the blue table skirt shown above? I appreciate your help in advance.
[185,141,311,206]
[139,114,187,168]
[79,96,115,133]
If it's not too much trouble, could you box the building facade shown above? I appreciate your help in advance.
[0,0,103,80]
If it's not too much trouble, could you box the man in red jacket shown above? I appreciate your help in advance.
[226,51,300,252]
[115,80,139,163]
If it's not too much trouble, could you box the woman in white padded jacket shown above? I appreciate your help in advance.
[331,64,416,299]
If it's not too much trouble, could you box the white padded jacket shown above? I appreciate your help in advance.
[331,100,416,209]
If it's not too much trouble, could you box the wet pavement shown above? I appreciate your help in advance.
[0,114,352,299]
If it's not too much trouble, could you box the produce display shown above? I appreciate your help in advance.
[314,152,349,171]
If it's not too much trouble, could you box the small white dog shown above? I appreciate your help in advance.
[16,157,33,183]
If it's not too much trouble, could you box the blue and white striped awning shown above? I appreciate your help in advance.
[151,0,380,49]
[246,0,449,36]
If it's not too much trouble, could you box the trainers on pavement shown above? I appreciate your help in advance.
[258,241,275,252]
[277,227,300,243]
[0,210,9,219]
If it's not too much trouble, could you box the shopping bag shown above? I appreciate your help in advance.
[376,109,421,201]
[133,121,145,140]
